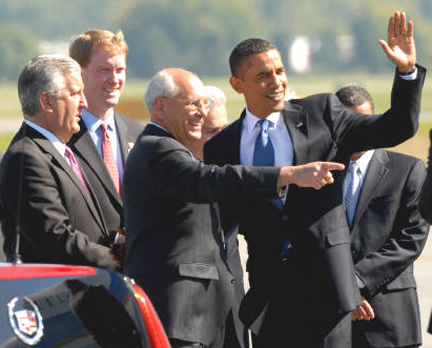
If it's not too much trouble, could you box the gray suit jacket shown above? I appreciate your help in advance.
[68,113,143,234]
[123,124,283,346]
[351,149,429,347]
[0,123,116,269]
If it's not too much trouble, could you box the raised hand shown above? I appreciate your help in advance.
[378,11,416,73]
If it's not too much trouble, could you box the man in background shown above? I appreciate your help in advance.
[337,84,429,348]
[68,29,143,239]
[123,67,345,348]
[0,55,117,269]
[189,85,228,161]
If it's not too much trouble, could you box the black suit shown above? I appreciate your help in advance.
[418,129,432,335]
[123,124,284,347]
[350,150,428,347]
[0,123,116,269]
[68,113,143,233]
[204,67,426,347]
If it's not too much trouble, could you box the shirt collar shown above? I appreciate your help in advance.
[351,149,374,176]
[244,107,283,132]
[149,121,170,134]
[25,120,66,156]
[81,109,115,133]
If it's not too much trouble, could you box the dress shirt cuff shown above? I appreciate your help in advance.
[355,274,366,289]
[398,67,417,80]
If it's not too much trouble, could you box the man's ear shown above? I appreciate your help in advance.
[153,96,165,113]
[39,91,54,113]
[230,76,244,94]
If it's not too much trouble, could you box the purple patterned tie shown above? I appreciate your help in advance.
[64,146,91,196]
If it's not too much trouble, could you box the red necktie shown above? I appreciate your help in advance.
[100,123,121,196]
[64,145,91,196]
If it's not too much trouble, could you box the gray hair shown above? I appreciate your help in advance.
[144,70,180,112]
[205,86,227,108]
[18,54,81,117]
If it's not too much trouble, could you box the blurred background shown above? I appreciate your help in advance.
[1,0,432,346]
[1,0,432,158]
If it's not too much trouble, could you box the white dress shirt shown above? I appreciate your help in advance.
[81,109,124,181]
[344,149,374,289]
[343,150,374,200]
[25,120,67,160]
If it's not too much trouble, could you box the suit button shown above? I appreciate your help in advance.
[231,279,235,284]
[282,215,289,222]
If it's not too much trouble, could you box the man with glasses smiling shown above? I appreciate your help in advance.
[122,67,347,348]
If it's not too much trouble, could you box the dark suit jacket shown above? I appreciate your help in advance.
[351,149,428,347]
[68,113,143,233]
[0,123,116,269]
[418,129,432,335]
[123,124,283,346]
[204,67,426,345]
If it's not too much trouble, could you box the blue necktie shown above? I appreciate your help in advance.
[253,119,284,212]
[253,119,290,254]
[253,119,274,166]
[345,162,361,227]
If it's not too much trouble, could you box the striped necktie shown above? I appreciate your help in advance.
[100,123,121,197]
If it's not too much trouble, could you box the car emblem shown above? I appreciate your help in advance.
[8,296,44,345]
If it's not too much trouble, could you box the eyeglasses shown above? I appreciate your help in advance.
[163,96,214,112]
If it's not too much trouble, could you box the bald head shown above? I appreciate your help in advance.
[144,68,212,149]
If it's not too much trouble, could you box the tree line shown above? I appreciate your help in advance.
[0,0,431,81]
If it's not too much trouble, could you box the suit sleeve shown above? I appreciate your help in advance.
[2,147,116,269]
[332,65,426,155]
[355,159,430,297]
[419,129,432,223]
[126,136,283,204]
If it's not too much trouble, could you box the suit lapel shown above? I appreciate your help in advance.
[352,149,389,228]
[72,120,121,204]
[281,102,309,165]
[228,112,244,165]
[27,125,108,236]
[115,113,134,163]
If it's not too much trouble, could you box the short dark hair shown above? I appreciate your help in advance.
[335,85,374,113]
[229,38,278,77]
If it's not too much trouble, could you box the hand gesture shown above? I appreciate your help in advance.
[378,11,416,73]
[282,161,345,190]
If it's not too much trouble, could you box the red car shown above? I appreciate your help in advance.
[0,263,171,348]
